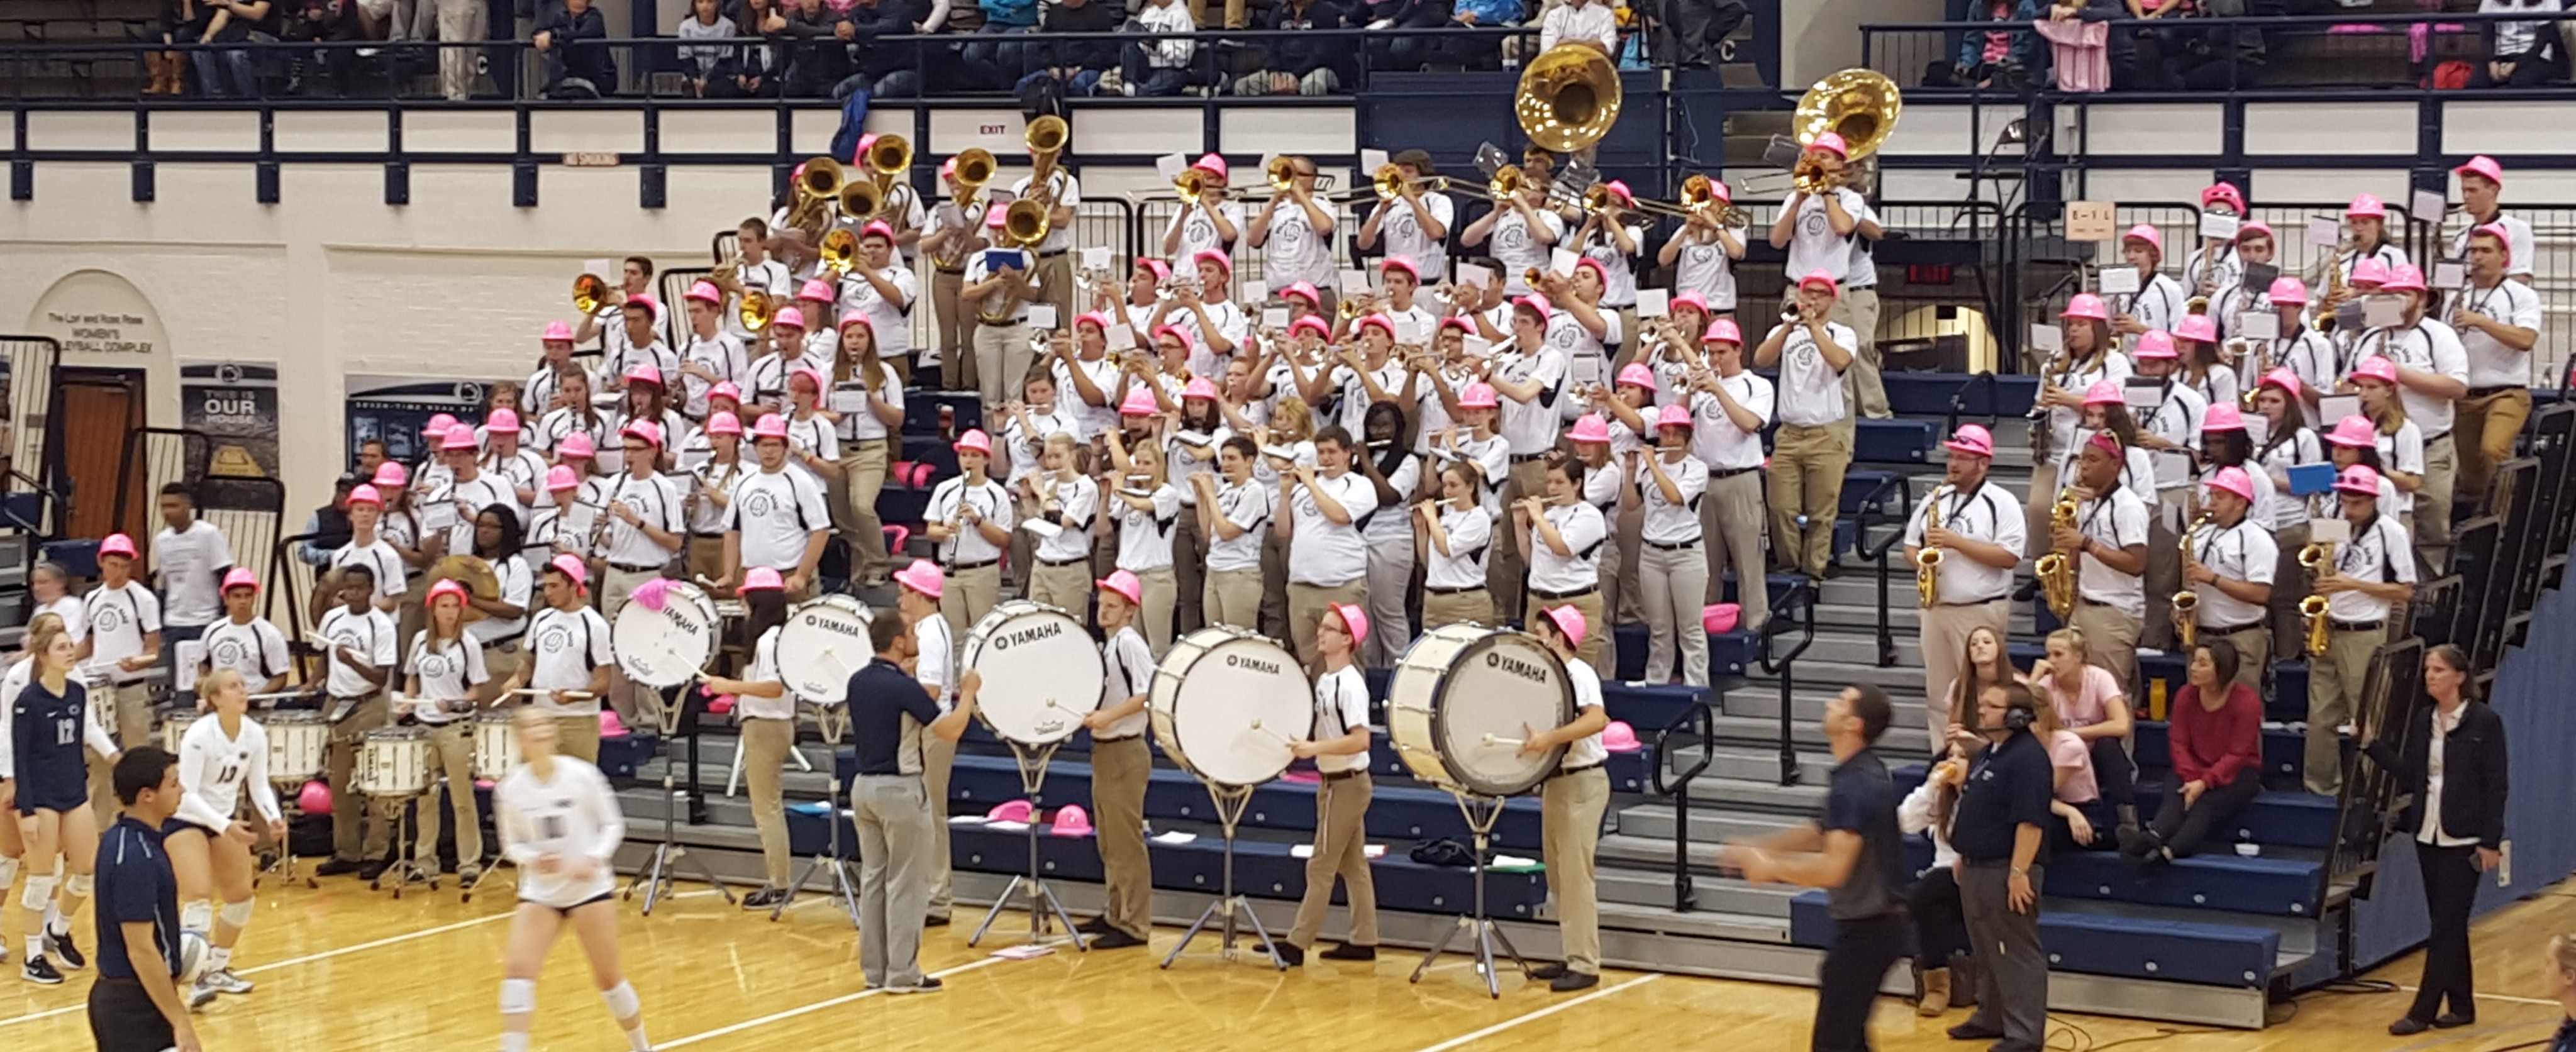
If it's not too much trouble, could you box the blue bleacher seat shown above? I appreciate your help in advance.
[1614,623,1647,680]
[939,823,1554,919]
[596,733,657,780]
[1880,372,2041,419]
[939,752,1550,851]
[1890,763,2335,850]
[1597,681,1709,736]
[1853,419,1937,463]
[2135,721,2307,783]
[1787,890,2277,988]
[1839,470,1904,516]
[1897,838,2323,917]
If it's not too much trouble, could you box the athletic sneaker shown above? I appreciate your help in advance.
[886,977,944,995]
[187,980,219,1010]
[21,956,62,985]
[43,928,83,971]
[199,968,255,995]
[741,887,789,910]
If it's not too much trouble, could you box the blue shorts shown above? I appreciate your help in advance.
[14,771,88,816]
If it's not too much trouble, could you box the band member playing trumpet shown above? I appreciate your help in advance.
[2448,223,2542,512]
[1250,154,1336,301]
[1757,271,1857,581]
[1523,604,1611,992]
[1484,296,1572,624]
[1357,149,1451,280]
[1906,424,2026,749]
[1163,153,1243,266]
[2304,464,2416,796]
[2111,225,2185,341]
[1281,603,1378,966]
[2054,431,2152,691]
[2182,467,2277,690]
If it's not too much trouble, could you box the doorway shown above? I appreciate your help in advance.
[53,368,148,541]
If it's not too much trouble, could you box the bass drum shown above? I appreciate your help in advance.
[612,579,721,689]
[1148,627,1309,788]
[1389,624,1574,797]
[959,599,1102,747]
[776,594,874,704]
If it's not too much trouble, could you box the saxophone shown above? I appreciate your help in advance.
[2035,487,2081,619]
[2174,512,2211,648]
[2298,540,2336,657]
[1916,496,1943,609]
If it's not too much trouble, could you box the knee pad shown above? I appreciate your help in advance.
[499,978,538,1016]
[600,980,641,1019]
[0,854,18,889]
[183,899,214,932]
[219,899,256,929]
[64,873,92,899]
[19,874,57,911]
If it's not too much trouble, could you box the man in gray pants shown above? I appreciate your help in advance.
[1947,682,2054,1052]
[843,611,979,993]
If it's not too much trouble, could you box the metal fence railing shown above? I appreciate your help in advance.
[1860,11,2576,95]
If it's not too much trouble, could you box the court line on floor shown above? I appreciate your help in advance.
[1410,974,1663,1052]
[658,956,1013,1048]
[2397,985,2561,1007]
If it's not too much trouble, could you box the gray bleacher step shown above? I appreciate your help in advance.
[1796,631,1923,667]
[1662,744,1843,785]
[1661,772,1829,812]
[2044,897,2324,958]
[1738,655,1936,691]
[1804,600,2036,635]
[1594,900,1793,943]
[1597,868,1802,919]
[1614,802,1818,846]
[1702,714,1936,762]
[1718,684,1929,723]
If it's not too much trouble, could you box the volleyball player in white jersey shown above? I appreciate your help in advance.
[493,707,649,1052]
[169,667,282,1007]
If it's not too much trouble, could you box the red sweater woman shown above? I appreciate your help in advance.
[2119,638,2262,869]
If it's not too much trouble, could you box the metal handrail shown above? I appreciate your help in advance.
[1943,370,2001,438]
[1850,473,1912,669]
[1648,695,1714,913]
[1758,579,1818,787]
[2,467,62,538]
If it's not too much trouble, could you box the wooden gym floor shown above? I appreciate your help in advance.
[3,873,2570,1051]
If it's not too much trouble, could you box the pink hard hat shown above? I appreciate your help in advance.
[1118,387,1160,417]
[1438,316,1477,337]
[1182,377,1219,401]
[1458,382,1500,410]
[621,419,666,448]
[2326,414,2379,448]
[750,414,792,441]
[1513,293,1554,318]
[1806,131,1850,158]
[1136,258,1173,282]
[790,367,828,393]
[706,411,744,437]
[2199,182,2246,213]
[2351,258,2391,286]
[860,219,897,245]
[297,780,331,815]
[2237,221,2275,243]
[422,413,459,437]
[1096,569,1143,606]
[2062,292,2110,322]
[545,465,582,492]
[684,280,723,305]
[2258,367,2303,399]
[598,711,629,738]
[487,407,523,433]
[840,313,874,334]
[372,462,408,489]
[1355,314,1397,341]
[2267,277,2309,305]
[797,279,835,302]
[985,799,1034,823]
[1289,315,1333,341]
[1280,282,1322,308]
[2133,329,2179,360]
[2174,314,2219,345]
[1701,318,1743,345]
[2083,380,2124,407]
[547,552,589,589]
[1654,402,1694,431]
[427,578,470,607]
[1191,152,1228,180]
[2204,465,2257,503]
[99,532,139,558]
[1050,804,1093,837]
[558,432,598,459]
[542,321,575,343]
[1944,423,1995,458]
[1601,719,1643,753]
[709,381,743,404]
[894,558,945,601]
[2455,155,2506,186]
[1327,602,1369,645]
[625,363,665,389]
[2473,221,2515,265]
[954,428,994,455]
[221,567,259,593]
[2334,463,2384,496]
[621,294,660,316]
[773,306,808,331]
[2351,355,2401,385]
[1380,255,1421,280]
[1573,257,1609,285]
[2202,402,2247,432]
[2123,224,2163,253]
[1702,602,1740,634]
[1568,414,1612,444]
[984,203,1011,229]
[347,484,384,508]
[2346,193,2386,219]
[1670,292,1711,316]
[1191,248,1233,275]
[741,567,785,592]
[441,423,480,451]
[2382,265,2429,294]
[1616,362,1657,389]
[1540,604,1589,648]
[1796,269,1841,296]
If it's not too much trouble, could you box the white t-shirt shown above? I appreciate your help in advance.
[1904,481,2028,605]
[1097,626,1155,740]
[2445,212,2536,278]
[33,595,85,644]
[833,365,907,443]
[1360,457,1422,547]
[2039,352,2134,456]
[725,467,832,573]
[1765,320,1858,427]
[496,757,625,909]
[317,604,397,699]
[2072,489,2152,618]
[2133,379,2209,490]
[1285,472,1378,587]
[330,539,408,602]
[2450,279,2544,389]
[2185,517,2279,630]
[837,265,919,362]
[82,582,162,684]
[1668,224,1746,311]
[1780,187,1868,282]
[1493,346,1570,455]
[928,477,1014,566]
[199,616,291,688]
[152,520,231,628]
[1580,223,1645,308]
[174,716,281,833]
[738,626,797,721]
[1001,408,1077,485]
[1489,207,1565,297]
[467,554,535,646]
[525,606,613,715]
[1260,199,1335,292]
[1424,504,1492,590]
[1031,474,1100,565]
[431,473,525,555]
[2355,320,2470,436]
[1560,658,1608,768]
[1006,170,1082,255]
[678,331,751,418]
[1205,479,1273,574]
[1545,309,1621,414]
[1310,665,1372,775]
[1113,484,1184,572]
[589,472,686,569]
[1167,199,1244,265]
[1689,376,1774,470]
[2328,513,2416,624]
[2254,427,2326,530]
[687,457,750,536]
[914,613,954,711]
[1638,453,1709,546]
[1052,355,1121,440]
[1527,501,1607,594]
[404,633,491,723]
[1372,193,1454,279]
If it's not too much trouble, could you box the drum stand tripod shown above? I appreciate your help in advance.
[262,778,319,890]
[1411,792,1530,999]
[372,783,440,897]
[967,740,1087,951]
[628,683,736,915]
[772,706,863,926]
[1160,782,1285,970]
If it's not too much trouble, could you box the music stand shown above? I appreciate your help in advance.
[967,739,1088,951]
[628,682,736,914]
[772,704,862,927]
[1409,791,1530,999]
[1160,782,1285,969]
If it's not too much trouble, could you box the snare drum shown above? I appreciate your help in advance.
[158,713,201,755]
[473,712,521,782]
[1149,627,1310,787]
[959,600,1102,747]
[775,594,874,704]
[612,579,721,689]
[266,711,328,784]
[1389,624,1574,797]
[356,728,433,797]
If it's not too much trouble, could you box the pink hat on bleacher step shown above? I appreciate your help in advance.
[1702,604,1740,634]
[1050,804,1094,836]
[1601,721,1643,753]
[985,800,1033,823]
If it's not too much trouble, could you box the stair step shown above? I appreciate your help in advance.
[1664,744,1841,785]
[1596,900,1793,942]
[1613,802,1811,844]
[1597,867,1804,918]
[1718,684,1929,721]
[1738,656,1938,690]
[1702,714,1936,761]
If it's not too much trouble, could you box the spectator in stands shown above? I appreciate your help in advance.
[192,0,276,98]
[2365,644,2507,1036]
[1018,0,1121,96]
[2475,0,2565,88]
[774,0,852,97]
[533,0,613,98]
[2029,626,2135,841]
[1235,0,1352,96]
[299,473,364,567]
[679,0,746,97]
[1110,0,1200,97]
[1655,0,1748,68]
[276,0,367,95]
[1440,0,1522,70]
[729,0,791,95]
[1363,0,1452,75]
[2122,638,2258,871]
[1902,746,1975,1018]
[1936,624,2023,754]
[1948,682,2051,1051]
[1540,0,1619,55]
[961,0,1040,91]
[835,0,928,98]
[148,0,199,95]
[1940,0,2043,88]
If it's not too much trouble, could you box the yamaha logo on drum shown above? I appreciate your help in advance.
[1484,651,1551,684]
[1223,653,1282,676]
[800,611,865,638]
[991,621,1062,650]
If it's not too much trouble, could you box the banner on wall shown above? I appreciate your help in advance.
[179,362,282,512]
[345,375,489,470]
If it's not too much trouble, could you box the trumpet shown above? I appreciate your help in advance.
[1915,496,1943,609]
[2175,512,2211,648]
[2036,487,2081,618]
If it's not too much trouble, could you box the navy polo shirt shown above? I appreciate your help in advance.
[94,814,182,980]
[1951,730,2056,866]
[846,656,942,776]
[1818,747,1906,921]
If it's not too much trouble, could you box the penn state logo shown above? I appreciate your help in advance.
[537,626,572,653]
[743,490,780,518]
[418,652,453,679]
[210,638,250,667]
[92,606,128,633]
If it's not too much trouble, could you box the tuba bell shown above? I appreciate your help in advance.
[949,148,996,202]
[785,156,847,236]
[838,177,884,223]
[1515,44,1624,155]
[1790,69,1902,195]
[1002,197,1051,248]
[1025,114,1069,189]
[862,133,912,186]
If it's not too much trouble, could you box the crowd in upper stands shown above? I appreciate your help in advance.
[1930,0,2568,92]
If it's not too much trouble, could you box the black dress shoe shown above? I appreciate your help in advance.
[1548,971,1599,992]
[1087,928,1148,950]
[1274,943,1305,967]
[1527,963,1568,980]
[314,858,363,877]
[1319,943,1376,961]
[2433,1012,2475,1029]
[1947,1021,2005,1041]
[2387,1017,2431,1036]
[923,914,952,927]
[1075,916,1114,936]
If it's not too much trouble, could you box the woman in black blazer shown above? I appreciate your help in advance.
[2362,643,2509,1036]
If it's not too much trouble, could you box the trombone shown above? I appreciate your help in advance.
[1633,173,1752,226]
[1433,165,1528,204]
[572,272,614,316]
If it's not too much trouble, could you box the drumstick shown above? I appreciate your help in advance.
[509,688,598,700]
[1247,718,1294,744]
[1480,734,1526,748]
[245,691,305,702]
[694,574,722,590]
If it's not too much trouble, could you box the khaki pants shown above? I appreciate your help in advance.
[1132,565,1177,654]
[1172,509,1208,636]
[413,720,481,870]
[835,438,892,581]
[2210,623,2270,697]
[2269,522,2311,665]
[2455,388,2531,512]
[923,731,957,919]
[1768,424,1852,579]
[1919,597,2011,750]
[972,321,1035,409]
[1421,588,1494,630]
[1258,532,1292,640]
[433,0,482,99]
[1089,736,1153,939]
[2417,432,2457,573]
[86,682,155,826]
[1204,567,1263,632]
[1288,772,1379,950]
[1034,252,1075,333]
[1491,458,1549,624]
[1287,579,1367,673]
[1533,587,1609,675]
[686,535,727,587]
[1027,559,1093,621]
[1362,536,1414,668]
[555,713,601,765]
[1638,543,1710,687]
[938,562,1001,637]
[741,716,796,889]
[2305,622,2384,795]
[1699,468,1770,628]
[325,692,395,863]
[1836,287,1888,419]
[1541,766,1610,975]
[931,269,970,394]
[2068,602,2141,697]
[1604,503,1644,626]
